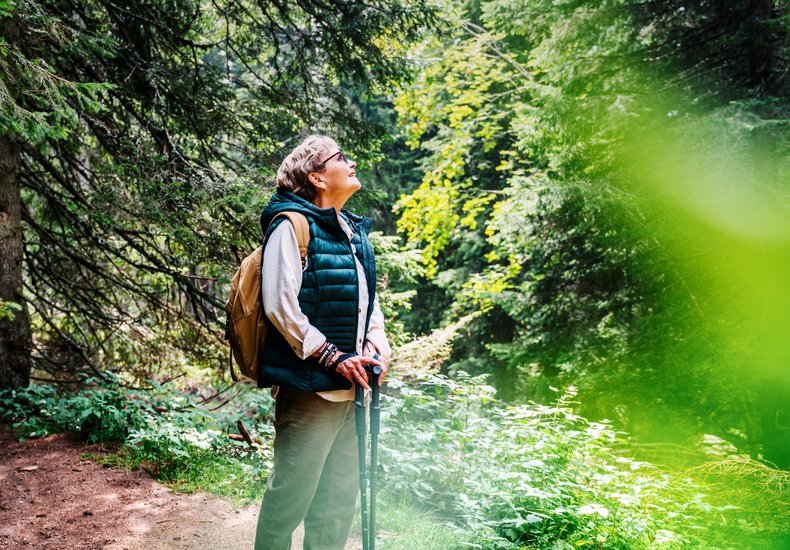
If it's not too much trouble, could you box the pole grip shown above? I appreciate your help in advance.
[369,366,381,435]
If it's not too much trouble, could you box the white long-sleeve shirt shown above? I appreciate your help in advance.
[262,213,391,401]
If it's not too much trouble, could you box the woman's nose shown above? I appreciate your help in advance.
[349,159,356,169]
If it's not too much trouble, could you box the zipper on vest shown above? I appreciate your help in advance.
[347,235,362,354]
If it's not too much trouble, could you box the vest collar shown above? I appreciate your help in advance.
[261,188,373,236]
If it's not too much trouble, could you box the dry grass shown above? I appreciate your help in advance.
[392,313,479,377]
[689,456,790,494]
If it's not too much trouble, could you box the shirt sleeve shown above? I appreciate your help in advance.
[261,221,326,359]
[365,296,392,361]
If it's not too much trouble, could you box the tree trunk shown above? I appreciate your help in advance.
[0,134,32,388]
[745,0,777,89]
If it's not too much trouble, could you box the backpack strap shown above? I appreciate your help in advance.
[268,211,310,268]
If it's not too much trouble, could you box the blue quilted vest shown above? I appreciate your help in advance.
[257,188,377,392]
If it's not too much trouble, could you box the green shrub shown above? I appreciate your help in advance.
[380,372,774,549]
[0,377,275,503]
[0,375,156,442]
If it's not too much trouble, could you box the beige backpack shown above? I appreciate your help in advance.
[224,212,309,381]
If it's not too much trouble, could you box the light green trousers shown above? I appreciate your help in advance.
[254,387,360,550]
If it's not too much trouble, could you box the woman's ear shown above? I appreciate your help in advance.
[308,172,326,190]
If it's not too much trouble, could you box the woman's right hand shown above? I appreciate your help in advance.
[333,353,386,389]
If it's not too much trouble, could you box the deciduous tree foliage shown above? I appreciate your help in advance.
[394,0,790,464]
[0,0,435,387]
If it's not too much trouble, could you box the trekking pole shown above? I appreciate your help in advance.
[354,380,370,550]
[368,365,382,550]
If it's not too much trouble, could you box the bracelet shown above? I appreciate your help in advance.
[318,345,330,366]
[322,347,337,368]
[330,353,358,372]
[317,343,330,365]
[325,344,339,367]
[318,342,338,368]
[318,344,330,365]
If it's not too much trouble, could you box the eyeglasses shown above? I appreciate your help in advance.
[319,150,349,165]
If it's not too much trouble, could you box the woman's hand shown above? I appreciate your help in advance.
[334,353,387,389]
[363,342,390,386]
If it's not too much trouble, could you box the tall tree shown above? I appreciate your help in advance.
[0,0,434,387]
[0,126,30,388]
[393,0,790,462]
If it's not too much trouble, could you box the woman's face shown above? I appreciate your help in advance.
[315,145,360,205]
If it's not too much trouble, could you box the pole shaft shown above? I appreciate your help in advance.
[355,383,369,550]
[369,369,381,550]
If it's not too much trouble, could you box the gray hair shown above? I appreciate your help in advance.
[276,135,337,201]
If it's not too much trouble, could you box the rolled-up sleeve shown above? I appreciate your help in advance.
[365,296,391,361]
[261,221,326,359]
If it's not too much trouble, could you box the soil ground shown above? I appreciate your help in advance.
[0,430,362,550]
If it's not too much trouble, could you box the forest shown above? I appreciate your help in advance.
[1,0,789,548]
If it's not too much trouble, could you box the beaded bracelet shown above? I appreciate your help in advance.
[317,343,329,365]
[318,344,330,366]
[317,344,330,365]
[318,342,338,369]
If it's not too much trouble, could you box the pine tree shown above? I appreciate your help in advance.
[0,0,434,387]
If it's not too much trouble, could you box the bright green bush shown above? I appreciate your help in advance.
[380,372,781,549]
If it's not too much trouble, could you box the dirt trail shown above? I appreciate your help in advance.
[0,430,362,550]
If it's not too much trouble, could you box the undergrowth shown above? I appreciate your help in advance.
[378,372,789,549]
[1,373,787,549]
[0,373,274,504]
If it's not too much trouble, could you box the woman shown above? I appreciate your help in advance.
[254,135,390,550]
